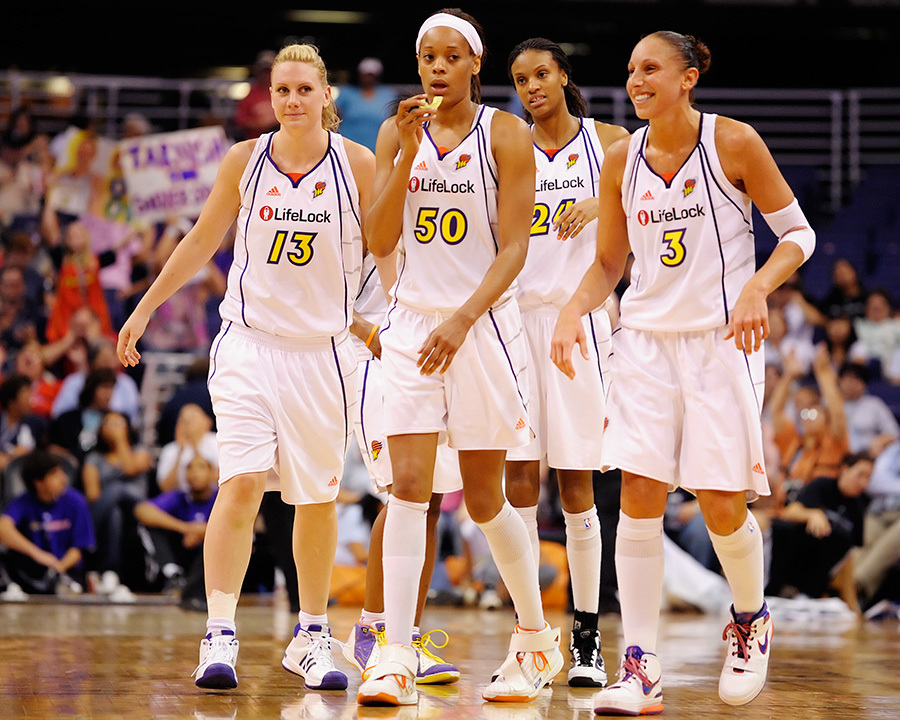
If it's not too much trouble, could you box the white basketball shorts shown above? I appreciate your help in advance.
[379,300,531,450]
[208,322,358,505]
[601,325,769,500]
[507,305,612,469]
[354,355,463,494]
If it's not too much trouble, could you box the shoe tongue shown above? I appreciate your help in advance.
[306,624,326,633]
[578,629,594,640]
[624,645,644,659]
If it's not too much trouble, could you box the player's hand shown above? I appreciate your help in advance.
[553,198,599,241]
[417,314,470,376]
[725,283,768,354]
[395,95,433,155]
[551,305,589,380]
[117,310,150,367]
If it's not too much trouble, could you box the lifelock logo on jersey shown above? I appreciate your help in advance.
[259,206,331,223]
[407,177,475,194]
[537,176,585,192]
[637,203,705,226]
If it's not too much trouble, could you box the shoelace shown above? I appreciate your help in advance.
[516,650,550,673]
[368,623,388,647]
[613,654,652,688]
[413,629,450,663]
[192,636,236,676]
[722,619,753,660]
[572,631,597,666]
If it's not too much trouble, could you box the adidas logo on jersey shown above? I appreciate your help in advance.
[641,190,654,201]
[415,160,428,171]
[267,186,281,196]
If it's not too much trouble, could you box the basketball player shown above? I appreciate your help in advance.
[117,44,374,692]
[343,247,462,685]
[356,9,564,706]
[506,37,628,688]
[551,31,815,714]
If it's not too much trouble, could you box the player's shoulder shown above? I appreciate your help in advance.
[592,120,630,151]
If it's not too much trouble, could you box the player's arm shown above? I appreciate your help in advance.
[718,117,814,353]
[117,141,252,366]
[551,137,630,379]
[365,98,433,258]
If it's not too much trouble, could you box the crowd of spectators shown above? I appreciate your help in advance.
[1,95,899,619]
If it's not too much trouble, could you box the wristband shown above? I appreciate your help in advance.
[365,325,380,348]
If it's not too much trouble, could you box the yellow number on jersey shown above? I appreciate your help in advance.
[415,207,468,245]
[531,199,575,237]
[268,230,316,266]
[660,228,686,267]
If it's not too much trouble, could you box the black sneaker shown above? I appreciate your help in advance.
[567,627,607,687]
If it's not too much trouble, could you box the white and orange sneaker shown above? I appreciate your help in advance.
[481,624,564,702]
[592,645,663,716]
[357,643,419,706]
[719,602,773,706]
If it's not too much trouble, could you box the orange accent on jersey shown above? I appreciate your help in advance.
[286,173,305,183]
[545,148,561,160]
[659,171,677,184]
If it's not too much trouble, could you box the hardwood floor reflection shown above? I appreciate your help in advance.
[0,596,898,719]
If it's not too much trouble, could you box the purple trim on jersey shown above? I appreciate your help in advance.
[587,312,606,396]
[358,357,373,458]
[265,133,333,188]
[637,115,704,189]
[486,308,529,418]
[696,144,731,326]
[534,119,585,163]
[331,336,351,454]
[580,120,603,188]
[741,350,763,417]
[356,261,378,301]
[327,144,352,328]
[239,138,271,327]
[474,117,499,253]
[424,105,487,161]
[696,141,753,227]
[208,321,233,384]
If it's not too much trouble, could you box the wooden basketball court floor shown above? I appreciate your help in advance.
[1,595,898,719]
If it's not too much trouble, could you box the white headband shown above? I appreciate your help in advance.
[415,13,483,58]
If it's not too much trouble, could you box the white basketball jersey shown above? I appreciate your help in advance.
[393,105,510,311]
[620,113,755,331]
[218,132,363,338]
[518,118,605,310]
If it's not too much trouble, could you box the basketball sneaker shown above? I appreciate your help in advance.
[282,624,348,690]
[592,645,663,716]
[357,643,419,706]
[567,626,607,687]
[343,620,386,680]
[412,629,460,684]
[193,630,239,689]
[481,624,564,702]
[718,602,773,706]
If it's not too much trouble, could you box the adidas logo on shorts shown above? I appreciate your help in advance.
[515,418,526,430]
[328,476,338,487]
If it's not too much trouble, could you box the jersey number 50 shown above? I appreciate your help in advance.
[660,228,687,267]
[267,230,316,266]
[414,207,468,245]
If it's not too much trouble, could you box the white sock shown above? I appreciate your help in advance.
[707,510,765,615]
[382,495,428,645]
[360,610,385,626]
[206,617,236,636]
[513,504,540,572]
[615,511,664,654]
[563,507,602,614]
[477,501,545,631]
[299,611,328,630]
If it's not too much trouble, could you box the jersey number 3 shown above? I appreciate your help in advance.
[267,230,316,266]
[660,228,687,267]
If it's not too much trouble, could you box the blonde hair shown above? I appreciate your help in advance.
[271,44,340,132]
